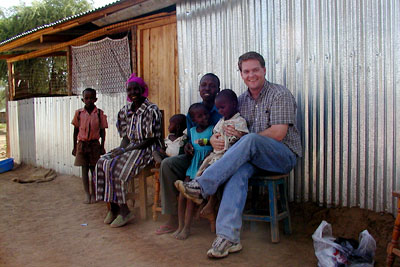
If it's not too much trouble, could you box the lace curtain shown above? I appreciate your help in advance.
[71,36,131,95]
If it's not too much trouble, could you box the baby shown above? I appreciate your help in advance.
[152,114,187,168]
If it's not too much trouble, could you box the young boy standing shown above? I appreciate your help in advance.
[72,88,108,204]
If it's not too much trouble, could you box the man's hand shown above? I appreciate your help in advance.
[184,143,194,156]
[108,147,125,157]
[72,147,77,156]
[223,125,246,139]
[210,133,224,151]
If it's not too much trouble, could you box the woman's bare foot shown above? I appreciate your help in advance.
[90,194,97,204]
[83,194,91,204]
[172,227,182,238]
[175,228,190,240]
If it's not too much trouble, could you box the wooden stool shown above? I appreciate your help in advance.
[151,168,162,221]
[242,173,291,243]
[151,167,216,233]
[198,206,216,233]
[126,165,154,220]
[387,192,400,266]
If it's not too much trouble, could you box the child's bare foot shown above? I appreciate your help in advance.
[175,228,190,240]
[172,227,183,238]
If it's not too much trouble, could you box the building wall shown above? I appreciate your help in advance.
[176,0,400,214]
[8,93,127,176]
[8,99,36,166]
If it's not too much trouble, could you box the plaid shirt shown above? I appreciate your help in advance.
[238,81,302,157]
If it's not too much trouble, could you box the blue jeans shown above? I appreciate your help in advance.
[196,133,297,243]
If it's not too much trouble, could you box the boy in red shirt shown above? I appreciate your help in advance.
[72,88,108,204]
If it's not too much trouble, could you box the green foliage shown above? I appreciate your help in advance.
[0,0,93,39]
[0,0,94,97]
[13,56,68,97]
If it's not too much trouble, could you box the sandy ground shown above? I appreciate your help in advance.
[0,129,396,266]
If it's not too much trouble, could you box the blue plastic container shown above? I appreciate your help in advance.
[0,158,14,174]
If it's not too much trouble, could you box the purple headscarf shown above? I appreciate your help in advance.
[126,73,149,102]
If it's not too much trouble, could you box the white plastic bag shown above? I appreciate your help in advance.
[349,230,376,266]
[312,220,376,267]
[312,220,349,267]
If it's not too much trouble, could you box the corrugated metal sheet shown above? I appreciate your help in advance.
[8,93,127,177]
[9,99,36,165]
[176,0,400,214]
[0,0,123,46]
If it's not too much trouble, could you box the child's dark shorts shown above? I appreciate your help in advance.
[74,140,102,166]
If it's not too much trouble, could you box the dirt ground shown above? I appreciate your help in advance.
[0,128,396,266]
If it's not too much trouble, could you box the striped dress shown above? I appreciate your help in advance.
[95,99,162,204]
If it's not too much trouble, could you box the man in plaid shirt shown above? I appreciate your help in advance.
[175,52,302,258]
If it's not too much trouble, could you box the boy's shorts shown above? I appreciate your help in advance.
[74,140,102,166]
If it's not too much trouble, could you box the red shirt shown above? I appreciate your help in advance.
[71,107,108,141]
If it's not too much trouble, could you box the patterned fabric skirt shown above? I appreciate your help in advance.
[95,149,151,204]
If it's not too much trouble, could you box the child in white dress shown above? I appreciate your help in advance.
[152,114,187,168]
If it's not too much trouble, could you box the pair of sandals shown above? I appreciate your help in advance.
[104,211,135,227]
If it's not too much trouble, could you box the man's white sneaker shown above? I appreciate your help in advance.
[206,236,242,258]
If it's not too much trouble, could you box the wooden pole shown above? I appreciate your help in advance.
[7,62,14,101]
[67,46,73,96]
[5,62,14,157]
[130,26,137,75]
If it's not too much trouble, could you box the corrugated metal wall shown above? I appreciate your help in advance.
[8,93,127,176]
[8,100,36,165]
[176,0,400,214]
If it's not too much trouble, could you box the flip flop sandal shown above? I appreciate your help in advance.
[110,212,135,228]
[155,225,177,235]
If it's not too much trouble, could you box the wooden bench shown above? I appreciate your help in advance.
[151,167,162,221]
[126,165,154,220]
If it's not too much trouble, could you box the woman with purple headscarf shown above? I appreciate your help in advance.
[95,74,162,227]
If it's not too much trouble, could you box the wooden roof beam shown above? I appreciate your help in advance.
[0,0,148,53]
[7,12,175,63]
[0,51,66,60]
[40,34,81,43]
